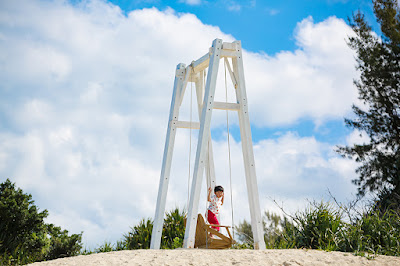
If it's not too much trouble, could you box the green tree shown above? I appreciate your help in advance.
[235,219,253,247]
[235,211,294,249]
[337,0,400,211]
[123,208,186,249]
[45,224,82,260]
[0,178,49,262]
[161,208,185,249]
[263,211,293,248]
[0,178,82,264]
[124,218,153,249]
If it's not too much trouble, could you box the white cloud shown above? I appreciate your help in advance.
[244,16,359,127]
[180,0,202,5]
[346,129,370,146]
[0,0,360,248]
[203,132,358,227]
[227,3,241,12]
[266,8,279,16]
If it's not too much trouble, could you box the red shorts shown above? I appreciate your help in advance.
[207,209,220,231]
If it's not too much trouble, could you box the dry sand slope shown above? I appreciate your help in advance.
[28,249,400,266]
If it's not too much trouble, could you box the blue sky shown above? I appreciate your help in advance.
[104,0,376,145]
[0,0,378,249]
[107,0,376,54]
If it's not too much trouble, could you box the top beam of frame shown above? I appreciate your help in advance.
[187,41,240,79]
[191,52,210,74]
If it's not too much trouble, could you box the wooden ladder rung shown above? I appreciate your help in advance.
[174,120,200,129]
[213,102,240,111]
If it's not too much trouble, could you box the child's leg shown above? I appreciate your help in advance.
[207,210,220,231]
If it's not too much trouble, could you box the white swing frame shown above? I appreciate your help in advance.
[150,39,265,250]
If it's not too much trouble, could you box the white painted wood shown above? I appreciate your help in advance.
[224,57,238,89]
[175,121,200,129]
[195,70,205,110]
[150,63,186,249]
[189,71,200,83]
[221,50,239,58]
[183,39,223,248]
[151,39,265,251]
[192,52,210,73]
[232,41,266,250]
[222,42,237,51]
[205,139,216,191]
[195,71,216,193]
[178,65,192,107]
[213,101,240,111]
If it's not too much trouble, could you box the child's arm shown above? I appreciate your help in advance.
[207,187,212,202]
[221,191,224,205]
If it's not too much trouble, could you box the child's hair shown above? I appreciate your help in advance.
[214,185,224,193]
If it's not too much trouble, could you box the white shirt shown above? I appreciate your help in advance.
[208,194,223,215]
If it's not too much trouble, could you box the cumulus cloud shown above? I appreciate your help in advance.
[244,16,358,127]
[201,131,359,226]
[345,129,370,146]
[0,0,360,248]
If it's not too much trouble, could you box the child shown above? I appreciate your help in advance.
[207,185,224,231]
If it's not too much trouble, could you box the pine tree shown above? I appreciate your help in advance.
[337,0,400,211]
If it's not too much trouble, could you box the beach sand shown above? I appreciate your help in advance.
[28,249,400,266]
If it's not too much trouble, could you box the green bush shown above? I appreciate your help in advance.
[235,219,253,248]
[343,210,400,256]
[236,200,400,256]
[235,211,295,249]
[161,208,186,249]
[290,202,345,250]
[123,208,186,250]
[95,242,114,253]
[45,224,82,260]
[0,179,49,263]
[124,218,153,249]
[0,178,82,264]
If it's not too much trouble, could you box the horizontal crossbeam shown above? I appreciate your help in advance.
[173,120,200,129]
[191,52,210,74]
[213,102,240,111]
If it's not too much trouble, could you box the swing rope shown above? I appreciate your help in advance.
[224,59,235,240]
[187,62,235,242]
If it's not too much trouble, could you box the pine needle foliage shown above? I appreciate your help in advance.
[337,0,400,212]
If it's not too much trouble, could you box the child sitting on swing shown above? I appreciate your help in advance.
[207,185,224,232]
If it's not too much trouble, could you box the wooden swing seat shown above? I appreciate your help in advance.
[194,213,234,249]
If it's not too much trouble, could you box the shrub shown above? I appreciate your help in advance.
[289,202,345,250]
[161,208,186,249]
[0,178,82,264]
[344,210,400,256]
[124,218,153,249]
[45,224,82,260]
[0,179,48,263]
[123,208,186,250]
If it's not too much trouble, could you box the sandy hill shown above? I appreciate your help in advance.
[28,249,400,266]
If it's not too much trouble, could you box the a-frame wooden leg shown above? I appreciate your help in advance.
[150,63,186,249]
[183,39,223,248]
[152,39,265,251]
[195,74,216,190]
[232,41,266,250]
